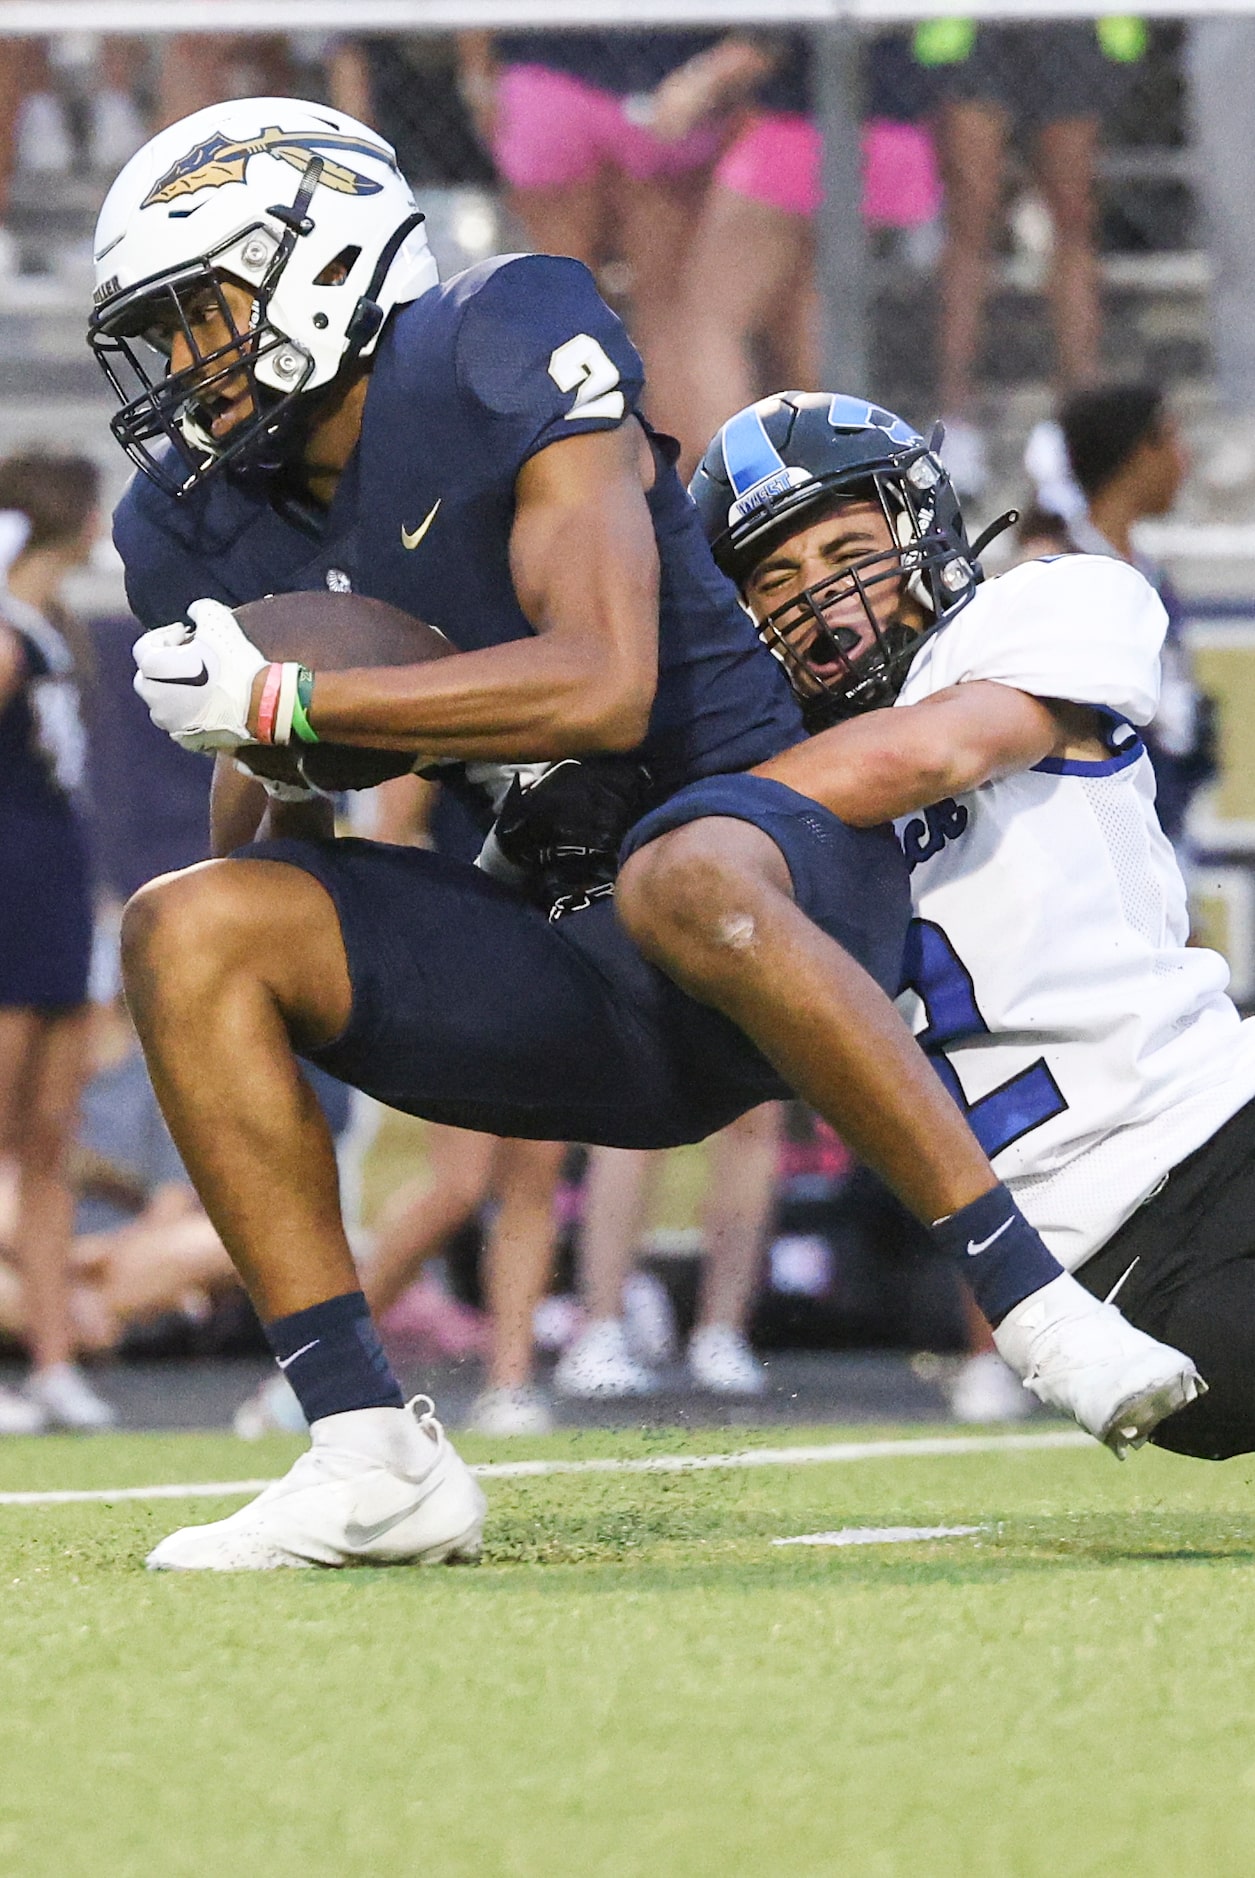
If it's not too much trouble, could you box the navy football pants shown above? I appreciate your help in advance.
[251,775,910,1149]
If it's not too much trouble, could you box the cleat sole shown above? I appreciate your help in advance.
[1100,1367,1207,1460]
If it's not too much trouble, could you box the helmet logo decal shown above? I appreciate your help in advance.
[721,405,814,526]
[141,127,389,208]
[826,394,920,448]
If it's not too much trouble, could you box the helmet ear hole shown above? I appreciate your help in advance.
[314,246,361,287]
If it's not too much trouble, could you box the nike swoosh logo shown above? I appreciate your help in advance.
[163,663,210,688]
[401,500,441,551]
[344,1493,432,1549]
[966,1217,1015,1257]
[276,1339,320,1371]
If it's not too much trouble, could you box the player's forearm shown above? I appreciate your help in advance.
[210,756,268,855]
[295,633,655,761]
[755,686,1061,824]
[755,721,964,826]
[209,756,333,853]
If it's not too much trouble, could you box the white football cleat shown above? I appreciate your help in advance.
[146,1396,486,1570]
[994,1273,1205,1458]
[553,1318,657,1398]
[687,1324,766,1397]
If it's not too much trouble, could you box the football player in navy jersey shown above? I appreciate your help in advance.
[91,100,1197,1571]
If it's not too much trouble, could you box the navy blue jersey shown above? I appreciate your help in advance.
[0,602,92,1009]
[0,604,85,815]
[116,253,804,799]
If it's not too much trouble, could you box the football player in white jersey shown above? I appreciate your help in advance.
[683,392,1254,1461]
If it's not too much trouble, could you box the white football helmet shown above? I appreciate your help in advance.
[88,97,439,497]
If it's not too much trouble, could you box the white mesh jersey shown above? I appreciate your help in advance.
[893,553,1255,1270]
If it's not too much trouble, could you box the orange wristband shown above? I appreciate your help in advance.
[256,662,284,743]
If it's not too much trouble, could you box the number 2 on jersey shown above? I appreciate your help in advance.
[548,334,626,422]
[901,919,1068,1158]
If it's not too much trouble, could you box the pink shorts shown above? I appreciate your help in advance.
[715,111,822,219]
[714,111,942,229]
[493,64,722,191]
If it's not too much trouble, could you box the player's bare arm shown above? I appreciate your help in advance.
[208,754,333,856]
[753,682,1104,826]
[283,424,660,759]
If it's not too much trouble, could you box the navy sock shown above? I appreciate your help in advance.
[265,1290,404,1424]
[929,1184,1063,1327]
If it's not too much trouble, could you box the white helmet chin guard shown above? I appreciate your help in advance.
[88,97,439,497]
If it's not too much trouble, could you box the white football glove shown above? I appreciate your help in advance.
[132,598,268,752]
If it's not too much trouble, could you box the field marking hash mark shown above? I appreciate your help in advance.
[773,1525,986,1547]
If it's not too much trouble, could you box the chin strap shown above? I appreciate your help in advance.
[343,210,426,362]
[969,510,1020,564]
[259,154,325,323]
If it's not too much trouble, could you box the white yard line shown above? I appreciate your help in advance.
[0,1429,1092,1508]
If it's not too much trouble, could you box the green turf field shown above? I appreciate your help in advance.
[1,1423,1251,1877]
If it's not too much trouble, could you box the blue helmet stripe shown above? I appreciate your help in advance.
[720,405,789,499]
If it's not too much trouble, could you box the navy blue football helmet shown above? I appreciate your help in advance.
[692,392,999,721]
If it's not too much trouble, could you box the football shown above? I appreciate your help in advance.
[232,589,456,792]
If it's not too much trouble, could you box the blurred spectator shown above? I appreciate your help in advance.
[457,29,731,439]
[1062,383,1211,847]
[364,1123,566,1437]
[862,30,944,267]
[555,1104,782,1398]
[0,40,40,277]
[667,32,819,473]
[1188,21,1255,507]
[671,30,941,473]
[0,452,114,1433]
[340,37,496,193]
[0,37,146,260]
[1010,502,1072,564]
[84,38,150,172]
[1018,383,1210,848]
[157,30,293,129]
[0,999,236,1358]
[919,17,1146,498]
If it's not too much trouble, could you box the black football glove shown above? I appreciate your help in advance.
[482,755,655,920]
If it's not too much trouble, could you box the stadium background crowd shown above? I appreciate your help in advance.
[1,10,1252,1437]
